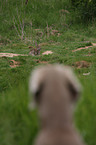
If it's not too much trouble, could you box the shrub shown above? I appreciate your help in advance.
[71,0,96,22]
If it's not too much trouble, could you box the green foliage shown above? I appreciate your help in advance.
[0,83,39,145]
[1,28,96,145]
[75,77,96,145]
[71,0,96,22]
[0,0,96,145]
[0,0,71,40]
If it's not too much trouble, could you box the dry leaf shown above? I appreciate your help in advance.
[59,9,70,14]
[38,61,48,64]
[92,43,96,46]
[0,53,28,58]
[34,29,41,31]
[85,54,93,56]
[51,30,59,36]
[72,46,92,52]
[39,42,49,46]
[9,60,20,68]
[51,30,59,33]
[57,33,61,37]
[83,72,90,76]
[42,51,53,55]
[36,31,43,37]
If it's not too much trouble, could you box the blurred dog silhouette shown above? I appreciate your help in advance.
[29,64,85,145]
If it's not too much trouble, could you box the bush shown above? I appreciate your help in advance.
[71,0,96,22]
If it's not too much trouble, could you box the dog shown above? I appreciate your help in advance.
[29,64,85,145]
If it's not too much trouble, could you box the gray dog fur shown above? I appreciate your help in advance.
[29,64,85,145]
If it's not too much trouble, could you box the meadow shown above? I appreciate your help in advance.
[0,0,96,145]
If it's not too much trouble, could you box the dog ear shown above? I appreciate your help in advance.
[34,82,44,103]
[51,64,82,102]
[55,65,82,101]
[67,80,81,101]
[65,67,82,102]
[29,66,45,105]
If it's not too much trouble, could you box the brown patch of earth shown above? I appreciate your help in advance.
[9,60,20,68]
[0,53,28,58]
[73,61,90,68]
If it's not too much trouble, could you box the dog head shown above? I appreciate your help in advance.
[29,64,82,125]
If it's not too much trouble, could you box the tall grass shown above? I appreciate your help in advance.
[0,0,72,40]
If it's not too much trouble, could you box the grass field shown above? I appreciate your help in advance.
[0,0,96,145]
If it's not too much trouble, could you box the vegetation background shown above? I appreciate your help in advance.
[0,0,96,145]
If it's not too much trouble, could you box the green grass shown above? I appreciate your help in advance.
[0,0,96,145]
